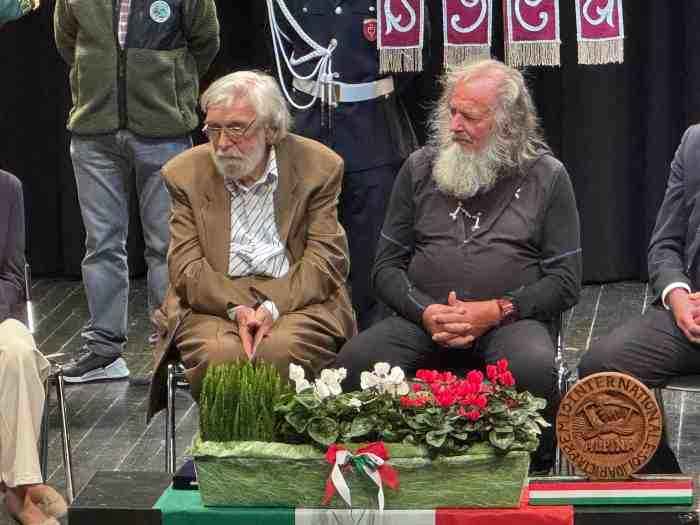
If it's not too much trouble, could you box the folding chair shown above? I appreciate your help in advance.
[26,264,75,502]
[165,361,189,474]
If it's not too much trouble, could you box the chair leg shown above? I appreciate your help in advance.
[39,377,50,481]
[165,363,176,474]
[55,370,75,503]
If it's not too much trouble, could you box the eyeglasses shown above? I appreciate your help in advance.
[202,118,257,143]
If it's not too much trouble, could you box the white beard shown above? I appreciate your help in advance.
[432,142,502,199]
[211,140,267,183]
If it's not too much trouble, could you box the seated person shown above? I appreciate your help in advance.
[334,59,582,470]
[0,170,66,525]
[147,71,355,420]
[579,125,700,474]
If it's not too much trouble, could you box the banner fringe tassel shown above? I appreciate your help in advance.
[578,38,624,65]
[505,41,560,67]
[443,46,491,68]
[379,48,423,74]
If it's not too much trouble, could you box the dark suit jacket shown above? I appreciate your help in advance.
[147,133,355,420]
[0,170,25,322]
[648,125,700,300]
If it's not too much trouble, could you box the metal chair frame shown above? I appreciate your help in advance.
[25,263,75,502]
[165,362,188,474]
[553,310,575,476]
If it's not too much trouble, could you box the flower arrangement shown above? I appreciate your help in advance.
[275,359,549,456]
[192,359,539,509]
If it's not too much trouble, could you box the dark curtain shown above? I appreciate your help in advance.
[0,1,698,282]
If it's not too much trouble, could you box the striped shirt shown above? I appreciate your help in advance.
[117,0,131,48]
[225,149,290,318]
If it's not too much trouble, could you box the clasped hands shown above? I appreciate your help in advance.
[669,289,700,344]
[421,291,501,348]
[234,304,273,358]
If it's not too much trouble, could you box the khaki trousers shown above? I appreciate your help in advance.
[0,319,49,487]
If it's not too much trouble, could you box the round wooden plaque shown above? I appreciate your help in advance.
[556,372,663,479]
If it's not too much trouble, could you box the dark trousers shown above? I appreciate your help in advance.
[339,164,399,332]
[579,305,700,473]
[333,315,558,469]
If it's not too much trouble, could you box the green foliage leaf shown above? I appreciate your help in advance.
[426,430,447,448]
[296,390,321,410]
[531,397,547,410]
[488,400,507,414]
[285,410,309,433]
[345,416,374,438]
[489,429,515,450]
[308,417,339,446]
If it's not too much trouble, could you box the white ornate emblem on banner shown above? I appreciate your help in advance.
[503,0,560,67]
[575,0,624,64]
[442,0,493,67]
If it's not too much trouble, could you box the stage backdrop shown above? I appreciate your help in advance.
[0,1,699,283]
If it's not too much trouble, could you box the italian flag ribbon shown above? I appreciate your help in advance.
[323,442,399,510]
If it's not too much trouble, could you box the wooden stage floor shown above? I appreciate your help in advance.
[2,279,700,523]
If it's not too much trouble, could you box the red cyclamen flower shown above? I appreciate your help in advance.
[466,370,484,385]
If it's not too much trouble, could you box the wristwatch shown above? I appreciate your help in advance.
[496,298,519,325]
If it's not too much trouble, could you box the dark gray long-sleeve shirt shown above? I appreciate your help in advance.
[372,146,582,325]
[0,170,25,322]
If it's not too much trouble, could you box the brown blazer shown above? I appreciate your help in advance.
[147,133,355,420]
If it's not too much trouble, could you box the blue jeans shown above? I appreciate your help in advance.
[70,131,191,358]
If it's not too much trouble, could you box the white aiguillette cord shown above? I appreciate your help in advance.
[266,0,338,128]
[330,450,387,511]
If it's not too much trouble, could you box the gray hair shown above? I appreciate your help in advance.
[429,59,548,169]
[200,70,292,145]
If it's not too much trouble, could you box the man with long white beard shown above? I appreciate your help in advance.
[146,71,355,421]
[334,59,582,472]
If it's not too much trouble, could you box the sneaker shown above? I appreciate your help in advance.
[62,351,130,383]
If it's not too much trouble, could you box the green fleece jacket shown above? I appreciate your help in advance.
[54,0,219,138]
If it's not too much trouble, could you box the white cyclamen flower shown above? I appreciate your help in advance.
[289,363,306,382]
[360,371,378,390]
[348,398,362,408]
[295,378,312,394]
[387,366,406,384]
[374,362,391,377]
[395,382,410,396]
[314,380,332,400]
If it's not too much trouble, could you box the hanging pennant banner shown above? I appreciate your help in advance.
[503,0,560,67]
[377,0,425,73]
[575,0,624,64]
[443,0,493,67]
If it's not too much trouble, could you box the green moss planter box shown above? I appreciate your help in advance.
[190,438,530,509]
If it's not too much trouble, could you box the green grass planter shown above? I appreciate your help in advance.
[190,438,530,509]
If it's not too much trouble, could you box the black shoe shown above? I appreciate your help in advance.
[62,351,130,383]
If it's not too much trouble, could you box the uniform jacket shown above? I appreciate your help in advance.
[279,0,425,172]
[649,125,700,300]
[147,134,355,419]
[54,0,219,137]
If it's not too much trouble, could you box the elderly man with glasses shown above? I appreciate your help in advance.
[147,70,355,420]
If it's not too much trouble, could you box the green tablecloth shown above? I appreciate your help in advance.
[155,488,294,525]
